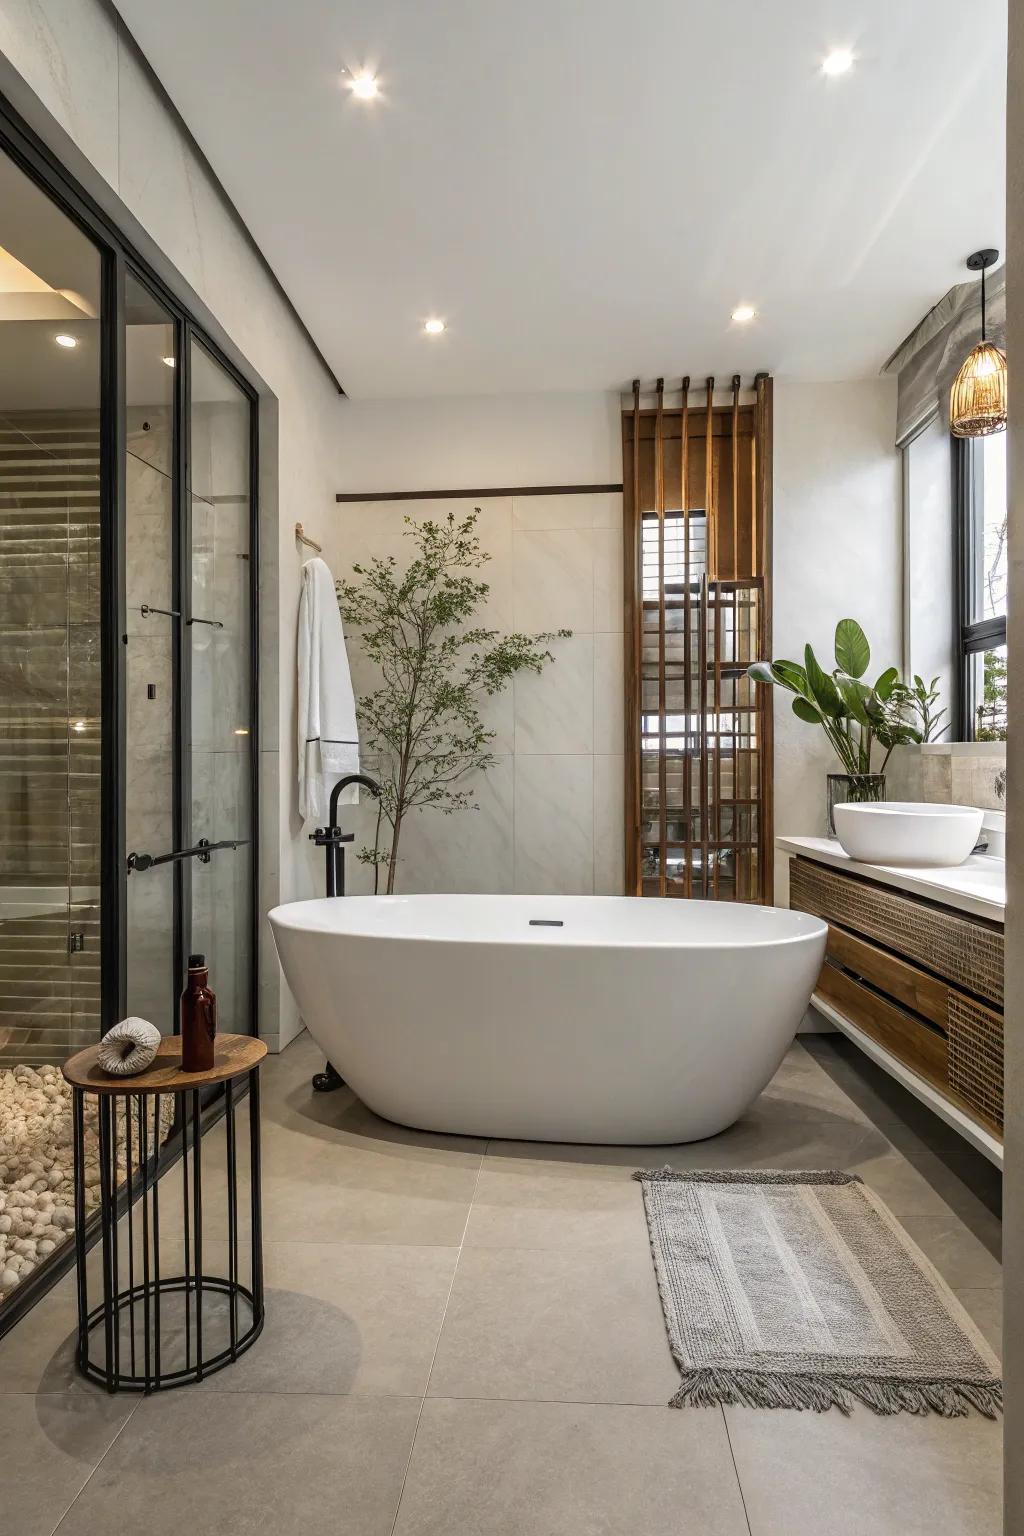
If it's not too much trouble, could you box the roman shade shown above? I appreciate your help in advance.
[884,266,1005,447]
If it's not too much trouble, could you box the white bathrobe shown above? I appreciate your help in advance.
[297,556,359,822]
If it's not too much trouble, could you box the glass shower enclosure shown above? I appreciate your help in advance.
[0,111,258,1324]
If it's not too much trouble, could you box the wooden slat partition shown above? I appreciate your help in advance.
[622,376,773,903]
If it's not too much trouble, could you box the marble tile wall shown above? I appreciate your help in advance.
[338,493,625,897]
[886,743,1007,813]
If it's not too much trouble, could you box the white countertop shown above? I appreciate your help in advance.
[776,835,1005,924]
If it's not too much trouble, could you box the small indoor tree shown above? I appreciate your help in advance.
[337,509,569,893]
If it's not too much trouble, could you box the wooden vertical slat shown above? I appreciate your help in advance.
[655,379,667,896]
[755,374,774,903]
[622,381,642,894]
[731,375,740,580]
[713,581,723,899]
[704,377,715,578]
[704,377,715,901]
[751,396,758,579]
[698,573,709,896]
[680,378,692,898]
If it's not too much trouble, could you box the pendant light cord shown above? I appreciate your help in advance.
[981,262,987,343]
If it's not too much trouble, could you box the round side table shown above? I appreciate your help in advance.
[62,1033,267,1393]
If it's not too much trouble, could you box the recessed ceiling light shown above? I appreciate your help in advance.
[161,355,176,368]
[423,318,446,335]
[731,305,757,324]
[72,720,86,733]
[822,48,854,76]
[233,727,250,736]
[347,70,379,99]
[54,333,78,349]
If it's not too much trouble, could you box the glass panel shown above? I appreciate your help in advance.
[979,432,1007,622]
[0,144,103,1300]
[124,273,177,1034]
[188,339,252,1034]
[972,643,1008,741]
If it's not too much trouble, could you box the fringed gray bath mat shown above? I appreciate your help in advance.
[634,1169,1001,1418]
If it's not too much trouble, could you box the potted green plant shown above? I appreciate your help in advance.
[748,619,940,834]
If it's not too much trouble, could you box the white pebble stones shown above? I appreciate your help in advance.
[0,1062,172,1303]
[0,1063,76,1299]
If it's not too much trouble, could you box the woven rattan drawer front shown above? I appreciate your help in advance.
[790,858,1003,1008]
[947,995,1004,1134]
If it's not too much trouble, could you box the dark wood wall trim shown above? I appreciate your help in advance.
[336,483,623,503]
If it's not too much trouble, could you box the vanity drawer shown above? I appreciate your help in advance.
[824,925,948,1027]
[816,961,948,1091]
[791,857,1003,1008]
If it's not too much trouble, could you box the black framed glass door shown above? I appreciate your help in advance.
[186,338,254,1035]
[0,88,259,1333]
[123,300,256,1040]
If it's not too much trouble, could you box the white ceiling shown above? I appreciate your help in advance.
[116,0,1007,399]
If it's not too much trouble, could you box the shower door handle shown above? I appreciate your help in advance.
[126,838,248,873]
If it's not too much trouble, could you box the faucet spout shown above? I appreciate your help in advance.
[328,773,381,831]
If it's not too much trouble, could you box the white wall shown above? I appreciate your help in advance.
[0,0,343,1049]
[334,384,903,908]
[331,394,624,897]
[772,379,902,903]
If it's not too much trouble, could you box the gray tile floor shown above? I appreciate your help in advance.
[0,1029,1002,1535]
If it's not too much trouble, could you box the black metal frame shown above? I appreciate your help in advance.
[0,89,262,1333]
[952,434,1008,739]
[72,1072,264,1392]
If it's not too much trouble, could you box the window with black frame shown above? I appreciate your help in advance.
[956,430,1007,741]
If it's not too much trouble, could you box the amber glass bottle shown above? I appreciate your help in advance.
[181,953,217,1072]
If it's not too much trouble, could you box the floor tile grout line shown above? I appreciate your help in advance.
[385,1139,489,1536]
[48,1395,145,1536]
[720,1406,755,1536]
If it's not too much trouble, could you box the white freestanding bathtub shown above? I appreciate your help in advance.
[269,895,827,1144]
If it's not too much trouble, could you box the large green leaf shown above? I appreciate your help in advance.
[874,665,899,702]
[835,618,870,680]
[771,659,810,694]
[804,645,844,717]
[792,696,822,724]
[747,659,809,696]
[833,672,871,726]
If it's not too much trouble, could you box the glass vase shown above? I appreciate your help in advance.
[826,773,886,837]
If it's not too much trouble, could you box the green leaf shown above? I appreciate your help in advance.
[771,659,811,695]
[874,665,899,702]
[792,696,822,725]
[804,645,844,717]
[833,672,872,726]
[835,618,870,680]
[747,659,808,695]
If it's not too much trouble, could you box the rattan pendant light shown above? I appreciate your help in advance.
[950,248,1007,438]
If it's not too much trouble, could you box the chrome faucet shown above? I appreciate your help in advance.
[309,773,381,898]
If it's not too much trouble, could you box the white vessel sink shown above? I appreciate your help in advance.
[832,801,984,869]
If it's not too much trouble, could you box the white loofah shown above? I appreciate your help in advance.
[97,1018,162,1077]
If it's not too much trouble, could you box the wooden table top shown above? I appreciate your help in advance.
[62,1033,267,1094]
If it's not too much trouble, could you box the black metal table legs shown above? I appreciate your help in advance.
[72,1068,264,1392]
